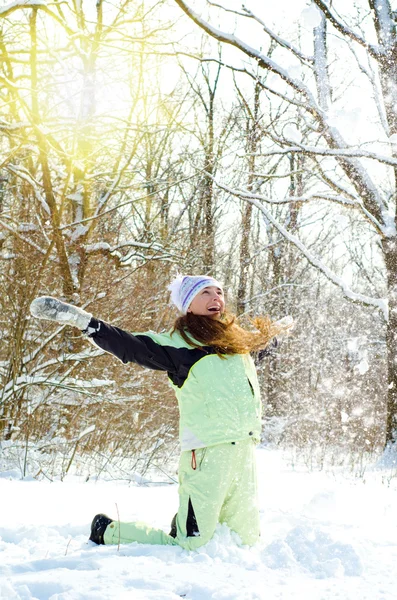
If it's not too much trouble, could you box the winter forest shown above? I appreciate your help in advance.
[2,1,397,598]
[2,0,397,475]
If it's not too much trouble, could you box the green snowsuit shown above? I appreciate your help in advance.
[88,319,262,549]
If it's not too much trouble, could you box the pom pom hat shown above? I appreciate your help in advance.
[169,275,223,314]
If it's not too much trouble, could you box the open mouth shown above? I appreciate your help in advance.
[208,307,220,313]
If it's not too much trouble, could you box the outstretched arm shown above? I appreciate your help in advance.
[86,318,177,372]
[30,297,177,373]
[254,315,294,364]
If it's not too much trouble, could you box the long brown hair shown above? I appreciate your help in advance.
[172,312,290,357]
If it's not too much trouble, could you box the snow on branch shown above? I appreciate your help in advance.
[1,373,115,405]
[253,78,311,112]
[369,0,395,50]
[172,0,393,232]
[172,0,321,112]
[0,1,76,36]
[24,318,106,369]
[153,50,311,113]
[7,164,51,215]
[59,173,198,231]
[0,0,47,18]
[206,3,313,63]
[86,241,165,253]
[85,241,176,267]
[215,180,388,320]
[229,182,384,234]
[28,349,105,377]
[232,186,355,207]
[3,373,113,394]
[23,324,70,366]
[312,0,382,58]
[255,144,397,168]
[0,118,29,131]
[348,44,390,136]
[95,169,124,213]
[253,141,394,232]
[241,5,314,64]
[312,157,387,232]
[207,1,248,18]
[0,219,48,255]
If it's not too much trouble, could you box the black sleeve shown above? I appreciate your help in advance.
[85,318,177,373]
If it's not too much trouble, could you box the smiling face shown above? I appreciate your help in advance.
[187,285,225,318]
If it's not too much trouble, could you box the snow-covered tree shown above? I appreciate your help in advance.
[172,0,397,446]
[0,0,186,457]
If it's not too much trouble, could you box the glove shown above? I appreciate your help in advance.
[275,315,294,328]
[274,315,294,337]
[30,296,92,330]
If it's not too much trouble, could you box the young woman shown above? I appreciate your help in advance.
[30,275,292,550]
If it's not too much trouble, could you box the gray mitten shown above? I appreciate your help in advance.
[30,296,92,330]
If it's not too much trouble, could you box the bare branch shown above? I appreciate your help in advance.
[217,174,384,234]
[253,143,397,168]
[242,5,314,64]
[172,0,321,114]
[215,179,388,318]
[59,171,202,230]
[207,1,247,18]
[349,42,390,136]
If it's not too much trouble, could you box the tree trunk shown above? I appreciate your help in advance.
[203,96,215,273]
[374,14,397,444]
[383,238,397,443]
[237,82,260,315]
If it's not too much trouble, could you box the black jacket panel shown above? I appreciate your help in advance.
[87,318,214,388]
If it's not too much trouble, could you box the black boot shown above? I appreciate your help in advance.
[169,513,177,538]
[89,514,113,545]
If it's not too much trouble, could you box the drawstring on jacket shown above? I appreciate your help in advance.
[191,450,197,470]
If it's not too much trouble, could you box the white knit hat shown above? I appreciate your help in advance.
[168,275,223,314]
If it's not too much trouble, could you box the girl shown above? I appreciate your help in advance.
[30,275,292,550]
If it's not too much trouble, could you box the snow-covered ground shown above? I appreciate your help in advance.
[1,448,397,600]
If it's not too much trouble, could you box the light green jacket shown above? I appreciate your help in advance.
[141,330,262,450]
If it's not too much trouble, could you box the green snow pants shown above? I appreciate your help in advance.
[103,438,260,550]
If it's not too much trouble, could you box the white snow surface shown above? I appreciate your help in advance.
[1,448,397,599]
